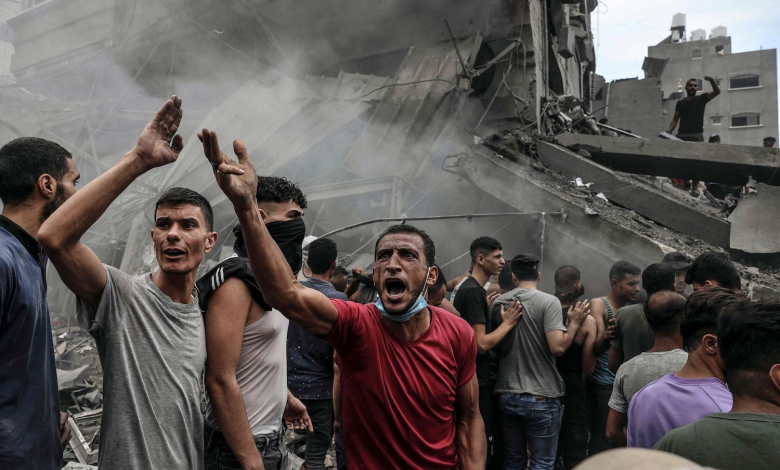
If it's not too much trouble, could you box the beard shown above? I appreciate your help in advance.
[39,185,66,223]
[687,89,696,97]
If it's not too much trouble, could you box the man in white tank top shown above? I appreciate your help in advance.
[197,176,313,470]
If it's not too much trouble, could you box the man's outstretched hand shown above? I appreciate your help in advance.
[132,95,184,171]
[198,128,257,211]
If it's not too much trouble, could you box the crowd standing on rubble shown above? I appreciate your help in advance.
[2,96,780,470]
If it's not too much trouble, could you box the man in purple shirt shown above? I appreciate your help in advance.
[627,287,741,448]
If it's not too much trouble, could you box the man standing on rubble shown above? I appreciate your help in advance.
[453,237,522,469]
[197,176,313,470]
[667,77,720,196]
[0,138,79,469]
[199,128,486,469]
[39,97,212,469]
[587,261,642,456]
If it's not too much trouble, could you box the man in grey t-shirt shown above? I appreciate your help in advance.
[606,291,688,448]
[39,97,215,468]
[490,254,588,470]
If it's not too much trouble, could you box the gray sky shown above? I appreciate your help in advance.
[594,0,779,82]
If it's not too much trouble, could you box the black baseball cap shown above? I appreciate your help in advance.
[511,254,540,272]
[662,252,691,270]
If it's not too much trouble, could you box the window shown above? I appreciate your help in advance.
[730,74,760,89]
[731,113,761,128]
[712,116,722,125]
[692,48,703,59]
[715,45,724,54]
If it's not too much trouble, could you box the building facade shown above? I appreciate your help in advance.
[648,19,778,146]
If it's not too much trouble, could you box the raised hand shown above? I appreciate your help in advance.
[500,300,523,327]
[133,96,184,171]
[198,128,257,210]
[567,300,590,326]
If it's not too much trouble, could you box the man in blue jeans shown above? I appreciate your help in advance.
[491,254,589,469]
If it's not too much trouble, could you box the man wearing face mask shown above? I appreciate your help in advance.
[197,176,313,470]
[199,128,486,470]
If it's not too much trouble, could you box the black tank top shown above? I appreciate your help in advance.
[556,301,583,374]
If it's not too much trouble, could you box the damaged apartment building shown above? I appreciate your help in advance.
[2,1,780,463]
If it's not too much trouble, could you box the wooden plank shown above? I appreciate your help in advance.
[556,133,780,186]
[537,141,732,249]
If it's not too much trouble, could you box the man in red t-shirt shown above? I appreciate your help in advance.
[198,128,486,469]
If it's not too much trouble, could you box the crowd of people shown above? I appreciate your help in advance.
[1,96,779,470]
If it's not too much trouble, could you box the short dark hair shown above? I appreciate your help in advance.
[644,291,686,334]
[470,236,502,263]
[511,254,539,282]
[307,238,338,274]
[642,263,675,297]
[256,176,307,209]
[332,266,349,277]
[680,287,744,351]
[554,265,581,293]
[684,252,741,290]
[609,260,641,282]
[764,136,776,143]
[686,78,698,86]
[375,224,435,267]
[0,137,72,205]
[432,265,447,291]
[718,300,780,397]
[498,264,514,291]
[155,187,214,231]
[599,117,609,124]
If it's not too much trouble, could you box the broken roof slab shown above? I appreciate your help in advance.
[556,133,780,186]
[537,141,731,249]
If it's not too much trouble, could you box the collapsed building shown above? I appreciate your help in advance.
[2,0,780,464]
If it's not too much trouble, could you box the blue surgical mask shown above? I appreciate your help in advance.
[375,268,431,323]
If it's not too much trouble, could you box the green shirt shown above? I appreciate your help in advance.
[654,413,780,470]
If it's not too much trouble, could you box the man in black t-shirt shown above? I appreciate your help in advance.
[667,76,721,195]
[453,237,522,470]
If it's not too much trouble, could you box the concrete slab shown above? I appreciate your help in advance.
[446,147,670,273]
[728,183,780,253]
[556,133,780,186]
[537,141,731,249]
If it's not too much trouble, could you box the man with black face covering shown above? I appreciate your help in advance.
[199,128,486,470]
[197,176,313,470]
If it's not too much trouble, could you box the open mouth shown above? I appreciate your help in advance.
[384,278,407,301]
[162,247,186,259]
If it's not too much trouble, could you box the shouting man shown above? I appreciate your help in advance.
[0,138,79,468]
[196,176,312,470]
[39,97,213,468]
[199,128,486,469]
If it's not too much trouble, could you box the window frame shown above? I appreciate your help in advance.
[729,74,761,90]
[730,112,762,129]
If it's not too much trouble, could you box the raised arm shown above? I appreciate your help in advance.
[473,300,522,354]
[546,300,589,357]
[344,267,364,299]
[39,97,184,310]
[199,129,338,336]
[455,374,486,470]
[705,76,720,100]
[204,278,264,470]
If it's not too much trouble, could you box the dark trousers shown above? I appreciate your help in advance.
[498,393,563,470]
[479,384,503,469]
[335,422,347,470]
[585,381,613,457]
[556,373,589,470]
[300,399,333,470]
[204,424,284,470]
